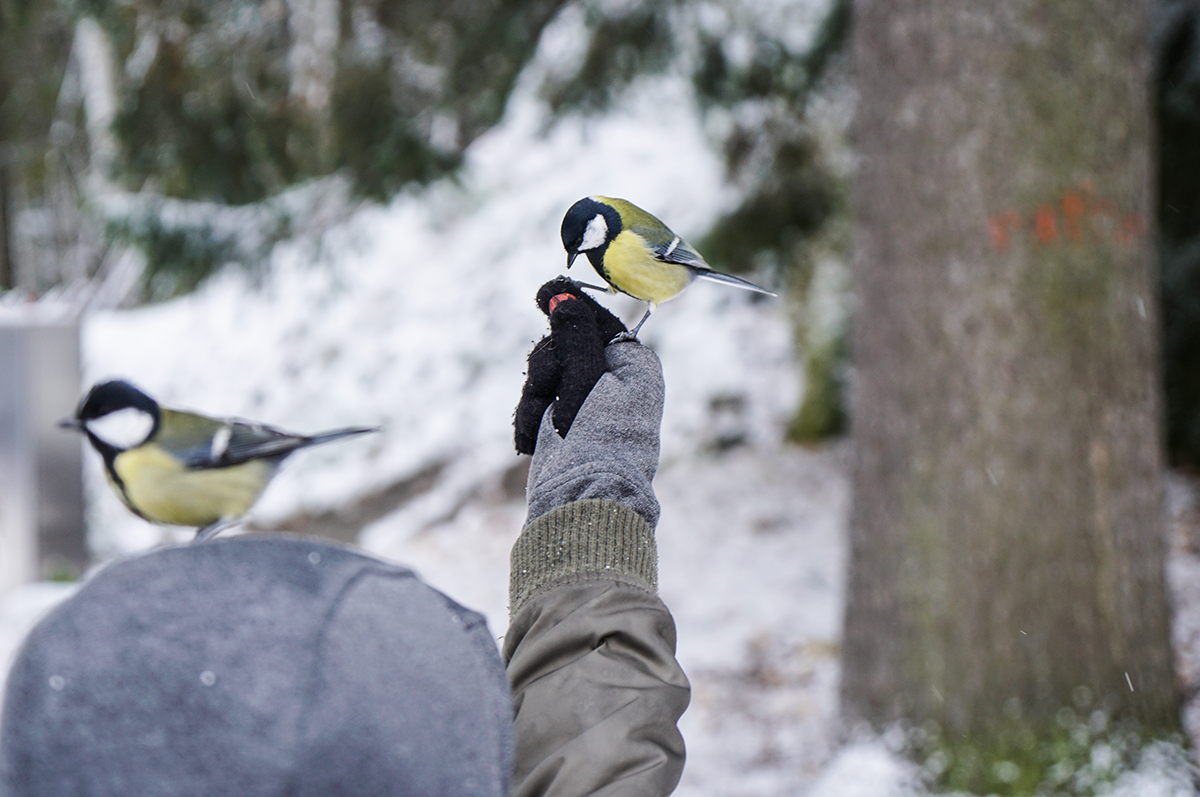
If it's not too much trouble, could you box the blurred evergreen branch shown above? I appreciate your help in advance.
[83,0,574,206]
[0,0,74,290]
[43,0,574,298]
[694,0,852,443]
[540,2,676,115]
[692,0,848,276]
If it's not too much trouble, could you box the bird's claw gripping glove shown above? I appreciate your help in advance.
[513,278,628,455]
[513,278,663,528]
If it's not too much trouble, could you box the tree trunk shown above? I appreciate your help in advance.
[842,0,1180,790]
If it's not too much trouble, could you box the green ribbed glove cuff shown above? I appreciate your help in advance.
[509,499,658,617]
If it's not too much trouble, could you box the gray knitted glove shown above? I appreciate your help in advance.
[524,340,664,528]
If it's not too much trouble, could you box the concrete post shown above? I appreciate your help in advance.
[0,312,86,591]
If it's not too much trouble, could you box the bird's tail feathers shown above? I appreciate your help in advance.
[695,270,776,296]
[303,426,382,448]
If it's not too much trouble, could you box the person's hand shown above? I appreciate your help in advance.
[514,278,627,455]
[514,278,664,527]
[505,287,683,797]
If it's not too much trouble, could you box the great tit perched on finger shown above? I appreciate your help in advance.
[60,380,381,542]
[561,196,776,337]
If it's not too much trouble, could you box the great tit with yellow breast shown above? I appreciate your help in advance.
[60,380,380,541]
[561,196,776,336]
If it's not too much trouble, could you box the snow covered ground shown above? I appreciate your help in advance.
[3,3,1200,794]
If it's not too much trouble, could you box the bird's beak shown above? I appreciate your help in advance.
[57,417,82,431]
[566,251,578,269]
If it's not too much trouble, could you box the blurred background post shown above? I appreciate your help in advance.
[0,310,85,590]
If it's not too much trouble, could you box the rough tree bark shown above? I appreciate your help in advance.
[842,0,1181,790]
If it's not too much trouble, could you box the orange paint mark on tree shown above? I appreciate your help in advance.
[1061,192,1085,242]
[987,181,1146,252]
[1033,204,1059,244]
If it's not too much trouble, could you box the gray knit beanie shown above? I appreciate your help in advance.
[0,536,512,796]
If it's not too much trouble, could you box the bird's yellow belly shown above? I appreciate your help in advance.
[112,447,274,527]
[603,232,694,304]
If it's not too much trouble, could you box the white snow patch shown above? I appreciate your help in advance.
[806,742,924,797]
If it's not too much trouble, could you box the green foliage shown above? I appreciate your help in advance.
[333,58,460,202]
[104,193,293,301]
[46,562,81,582]
[541,3,676,115]
[693,0,851,444]
[692,0,848,277]
[445,0,573,141]
[62,0,572,293]
[97,0,314,203]
[699,137,839,271]
[83,0,574,208]
[693,0,849,110]
[104,211,231,300]
[11,0,853,307]
[0,0,75,289]
[0,0,73,188]
[113,45,299,204]
[538,0,850,279]
[122,219,238,301]
[788,333,846,443]
[910,709,1189,796]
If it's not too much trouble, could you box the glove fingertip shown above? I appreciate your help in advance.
[515,433,536,455]
[536,278,580,315]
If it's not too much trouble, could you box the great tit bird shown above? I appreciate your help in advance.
[60,380,380,541]
[560,196,776,336]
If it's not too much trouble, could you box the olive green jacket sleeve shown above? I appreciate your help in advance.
[503,499,690,797]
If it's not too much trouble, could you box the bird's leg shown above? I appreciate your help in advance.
[193,520,233,544]
[569,278,611,293]
[610,305,653,344]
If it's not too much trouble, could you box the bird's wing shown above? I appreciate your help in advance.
[209,420,308,467]
[160,409,304,469]
[641,230,711,270]
[640,226,776,295]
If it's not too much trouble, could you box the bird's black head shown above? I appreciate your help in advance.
[561,197,621,269]
[73,380,160,424]
[60,380,161,460]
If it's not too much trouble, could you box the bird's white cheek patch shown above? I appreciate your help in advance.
[579,213,608,251]
[87,408,155,450]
